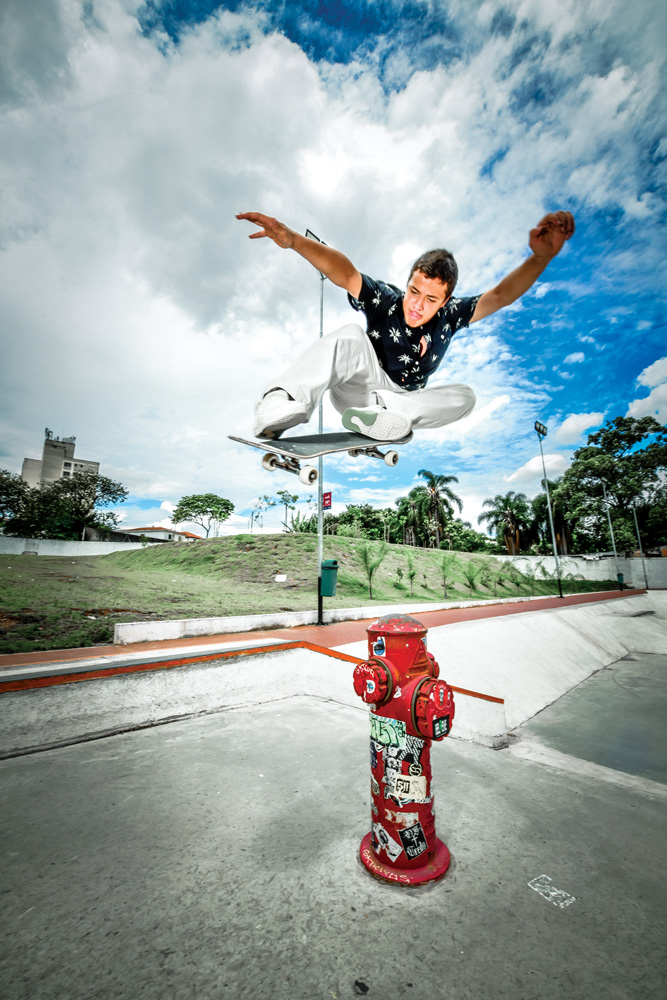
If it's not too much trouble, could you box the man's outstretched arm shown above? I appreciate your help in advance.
[236,212,362,298]
[470,211,575,324]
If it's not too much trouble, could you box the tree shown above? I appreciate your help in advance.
[275,490,300,531]
[530,481,574,555]
[406,470,463,549]
[552,416,667,552]
[440,553,459,598]
[172,493,234,537]
[478,491,532,554]
[358,541,388,599]
[441,519,493,553]
[1,470,128,540]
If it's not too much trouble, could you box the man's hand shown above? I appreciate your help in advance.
[236,210,362,296]
[529,211,575,261]
[471,210,575,323]
[236,212,296,249]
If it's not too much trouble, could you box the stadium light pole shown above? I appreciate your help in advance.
[534,421,563,598]
[601,481,620,582]
[631,506,649,590]
[305,229,326,624]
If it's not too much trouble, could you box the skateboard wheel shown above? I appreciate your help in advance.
[299,465,318,485]
[384,451,399,467]
[347,449,361,457]
[262,453,278,471]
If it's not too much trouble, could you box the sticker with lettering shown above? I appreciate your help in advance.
[398,822,428,859]
[370,715,406,749]
[371,774,380,796]
[372,822,404,862]
[387,771,428,803]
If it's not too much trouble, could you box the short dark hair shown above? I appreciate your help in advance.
[408,249,458,296]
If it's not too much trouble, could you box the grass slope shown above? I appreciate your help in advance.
[0,534,615,653]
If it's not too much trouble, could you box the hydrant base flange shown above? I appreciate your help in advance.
[359,833,451,887]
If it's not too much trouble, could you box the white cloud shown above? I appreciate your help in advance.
[637,356,667,389]
[1,0,665,529]
[563,352,585,364]
[553,411,604,443]
[504,452,569,484]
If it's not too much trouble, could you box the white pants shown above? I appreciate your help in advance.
[263,324,475,430]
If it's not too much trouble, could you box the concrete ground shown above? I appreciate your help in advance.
[522,652,667,784]
[1,696,666,1000]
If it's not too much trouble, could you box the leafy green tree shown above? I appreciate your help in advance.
[1,471,128,540]
[478,491,532,554]
[0,470,29,523]
[552,416,667,552]
[440,552,459,598]
[441,519,493,553]
[407,470,463,549]
[172,493,234,537]
[358,541,388,599]
[461,559,479,594]
[530,482,574,555]
[406,554,416,596]
[275,490,300,531]
[395,495,421,546]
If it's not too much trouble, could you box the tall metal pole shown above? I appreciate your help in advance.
[306,229,326,625]
[534,422,563,599]
[632,506,649,590]
[602,482,620,579]
[317,271,325,624]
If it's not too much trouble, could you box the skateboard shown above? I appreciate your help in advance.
[229,430,413,485]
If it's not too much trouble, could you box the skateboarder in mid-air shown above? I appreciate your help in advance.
[237,209,575,441]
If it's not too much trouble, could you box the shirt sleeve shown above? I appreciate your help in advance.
[446,295,481,333]
[347,273,399,324]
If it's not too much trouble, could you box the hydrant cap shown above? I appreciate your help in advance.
[367,613,426,635]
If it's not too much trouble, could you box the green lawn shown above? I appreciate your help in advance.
[0,534,617,653]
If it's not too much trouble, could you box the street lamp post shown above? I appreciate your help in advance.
[632,506,649,590]
[601,482,620,582]
[534,421,563,599]
[305,229,326,624]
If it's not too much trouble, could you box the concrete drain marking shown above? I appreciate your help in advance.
[528,874,576,908]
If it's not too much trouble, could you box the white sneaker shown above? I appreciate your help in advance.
[254,390,308,439]
[342,405,412,441]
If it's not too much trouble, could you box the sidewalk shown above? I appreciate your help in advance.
[0,588,643,669]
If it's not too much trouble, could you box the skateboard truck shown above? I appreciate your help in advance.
[229,431,412,486]
[261,452,318,485]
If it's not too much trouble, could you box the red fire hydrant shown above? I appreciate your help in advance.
[353,613,455,886]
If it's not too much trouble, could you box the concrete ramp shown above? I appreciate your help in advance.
[337,593,667,730]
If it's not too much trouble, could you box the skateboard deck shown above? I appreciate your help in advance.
[229,430,413,485]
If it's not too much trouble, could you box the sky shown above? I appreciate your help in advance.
[1,0,666,537]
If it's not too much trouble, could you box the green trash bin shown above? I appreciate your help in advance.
[320,559,338,597]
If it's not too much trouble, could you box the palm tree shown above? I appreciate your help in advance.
[477,491,531,555]
[409,470,463,549]
[395,495,421,546]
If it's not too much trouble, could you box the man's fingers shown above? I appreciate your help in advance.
[248,231,268,240]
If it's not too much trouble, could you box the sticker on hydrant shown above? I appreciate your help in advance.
[370,714,406,749]
[398,822,428,859]
[372,822,403,862]
[388,771,428,802]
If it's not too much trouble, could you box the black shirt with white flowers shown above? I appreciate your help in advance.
[348,274,480,391]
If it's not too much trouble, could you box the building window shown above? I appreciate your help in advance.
[64,462,71,468]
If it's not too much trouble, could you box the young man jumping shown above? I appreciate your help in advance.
[237,210,575,440]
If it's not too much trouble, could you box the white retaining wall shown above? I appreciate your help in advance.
[497,554,667,589]
[0,536,158,556]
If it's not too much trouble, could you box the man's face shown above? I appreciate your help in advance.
[402,270,450,328]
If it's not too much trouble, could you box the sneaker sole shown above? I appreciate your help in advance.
[342,408,411,441]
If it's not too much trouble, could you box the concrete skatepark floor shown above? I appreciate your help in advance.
[1,697,666,1000]
[522,653,667,785]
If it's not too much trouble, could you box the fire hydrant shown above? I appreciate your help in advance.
[353,613,455,886]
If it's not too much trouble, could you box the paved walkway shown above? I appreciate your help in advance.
[0,589,642,668]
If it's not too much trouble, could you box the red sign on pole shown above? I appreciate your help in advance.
[322,492,332,510]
